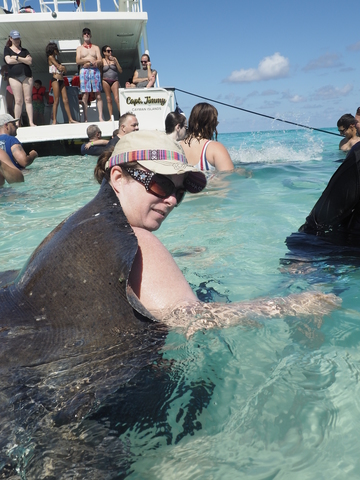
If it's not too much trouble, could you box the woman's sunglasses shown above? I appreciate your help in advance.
[125,168,186,206]
[106,49,112,53]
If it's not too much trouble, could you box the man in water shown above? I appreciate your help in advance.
[0,113,38,169]
[337,114,360,152]
[76,27,104,122]
[81,124,109,156]
[132,53,157,88]
[106,112,139,149]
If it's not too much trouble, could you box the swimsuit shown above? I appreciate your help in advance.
[194,141,216,172]
[80,67,101,93]
[49,64,62,75]
[103,63,119,86]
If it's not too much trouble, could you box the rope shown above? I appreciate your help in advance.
[175,88,341,138]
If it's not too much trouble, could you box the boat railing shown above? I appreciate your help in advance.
[1,0,142,13]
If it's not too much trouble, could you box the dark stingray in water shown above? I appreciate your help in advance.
[0,181,170,476]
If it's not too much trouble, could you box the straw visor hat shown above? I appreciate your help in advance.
[105,130,207,194]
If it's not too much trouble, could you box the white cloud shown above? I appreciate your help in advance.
[303,53,342,71]
[313,84,353,100]
[347,41,360,52]
[224,52,290,83]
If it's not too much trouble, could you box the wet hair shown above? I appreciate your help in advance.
[86,124,100,140]
[94,151,133,184]
[119,112,137,128]
[6,38,22,48]
[165,111,186,134]
[46,42,58,58]
[337,114,356,129]
[185,102,218,144]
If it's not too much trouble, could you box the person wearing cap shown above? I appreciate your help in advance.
[92,130,338,333]
[4,30,35,127]
[106,112,139,150]
[0,114,38,169]
[76,28,104,122]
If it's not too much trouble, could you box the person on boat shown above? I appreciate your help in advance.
[0,65,15,118]
[101,45,122,119]
[92,130,339,335]
[3,30,35,127]
[81,124,109,156]
[132,53,157,89]
[106,112,139,149]
[0,148,24,185]
[32,79,46,126]
[181,102,234,172]
[337,114,360,152]
[125,77,136,88]
[76,28,104,122]
[0,114,38,169]
[165,110,188,142]
[46,42,79,125]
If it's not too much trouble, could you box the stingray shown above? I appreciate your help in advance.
[0,180,169,475]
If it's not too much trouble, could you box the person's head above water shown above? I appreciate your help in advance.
[94,130,206,231]
[337,113,357,135]
[186,102,219,142]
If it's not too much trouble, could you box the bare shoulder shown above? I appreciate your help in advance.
[207,141,234,171]
[130,227,197,317]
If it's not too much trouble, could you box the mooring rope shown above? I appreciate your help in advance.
[174,88,341,137]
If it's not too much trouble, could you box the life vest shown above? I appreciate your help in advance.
[32,86,46,101]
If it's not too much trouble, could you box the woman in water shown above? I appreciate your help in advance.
[165,110,188,142]
[181,102,234,172]
[101,45,122,119]
[46,42,78,125]
[93,131,338,335]
[4,30,35,126]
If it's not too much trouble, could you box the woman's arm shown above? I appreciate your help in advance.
[208,141,234,171]
[113,57,123,74]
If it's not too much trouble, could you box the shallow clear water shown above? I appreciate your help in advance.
[2,128,360,479]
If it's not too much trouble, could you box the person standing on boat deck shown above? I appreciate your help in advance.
[0,114,38,169]
[81,124,109,156]
[0,65,15,118]
[181,103,234,172]
[165,111,188,142]
[337,114,360,152]
[101,45,122,119]
[76,28,104,122]
[132,53,157,88]
[4,30,35,127]
[32,80,46,126]
[106,112,139,150]
[46,42,79,125]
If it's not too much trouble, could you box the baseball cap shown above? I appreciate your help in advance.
[9,30,20,39]
[106,130,206,194]
[0,114,19,126]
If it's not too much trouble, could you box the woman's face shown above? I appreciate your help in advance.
[111,166,186,231]
[11,37,20,46]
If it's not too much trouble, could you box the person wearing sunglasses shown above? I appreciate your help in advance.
[132,53,157,89]
[337,113,360,152]
[93,130,338,334]
[76,28,104,122]
[165,110,188,141]
[101,45,122,119]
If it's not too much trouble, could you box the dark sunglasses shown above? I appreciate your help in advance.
[83,30,91,35]
[106,49,112,53]
[125,168,186,206]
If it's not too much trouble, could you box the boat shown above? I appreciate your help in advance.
[0,0,175,155]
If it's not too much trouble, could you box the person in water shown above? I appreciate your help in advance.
[0,147,24,185]
[181,102,234,172]
[165,110,188,142]
[337,114,360,152]
[94,130,339,334]
[81,124,109,156]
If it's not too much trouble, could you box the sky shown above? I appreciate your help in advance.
[139,0,360,133]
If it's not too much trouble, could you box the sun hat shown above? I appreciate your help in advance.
[0,114,20,126]
[106,130,207,193]
[9,30,20,39]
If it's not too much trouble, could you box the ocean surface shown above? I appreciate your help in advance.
[2,127,360,479]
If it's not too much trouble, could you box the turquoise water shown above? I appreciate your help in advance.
[2,128,360,478]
